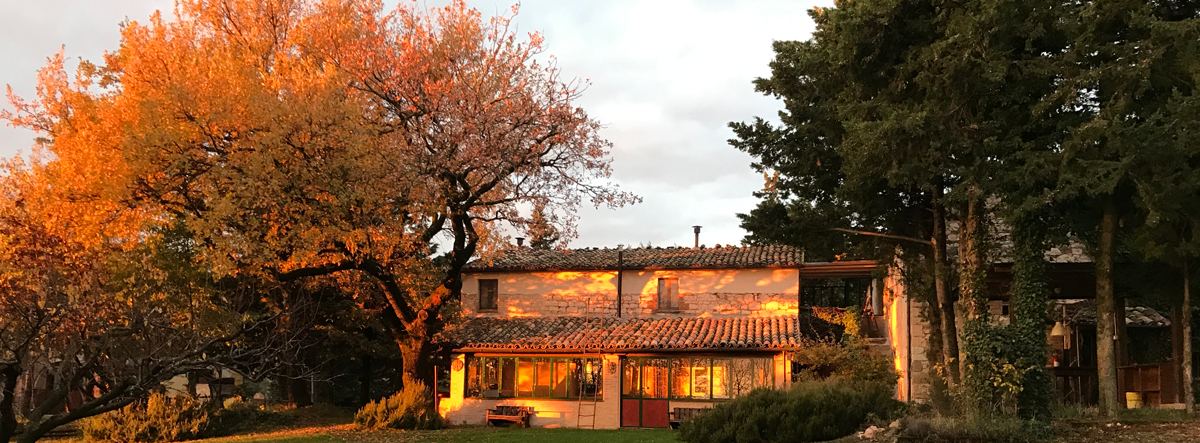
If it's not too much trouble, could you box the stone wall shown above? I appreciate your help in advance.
[462,268,801,319]
[907,300,935,403]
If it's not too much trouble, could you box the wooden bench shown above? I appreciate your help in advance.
[486,405,533,428]
[669,407,711,429]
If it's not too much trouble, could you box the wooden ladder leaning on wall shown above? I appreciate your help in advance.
[576,299,602,429]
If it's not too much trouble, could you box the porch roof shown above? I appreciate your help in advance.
[1053,299,1171,328]
[438,314,841,353]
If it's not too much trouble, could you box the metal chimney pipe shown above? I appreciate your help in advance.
[692,226,702,248]
[516,237,525,247]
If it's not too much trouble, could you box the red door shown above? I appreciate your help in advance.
[621,399,670,428]
[640,399,670,427]
[622,399,641,427]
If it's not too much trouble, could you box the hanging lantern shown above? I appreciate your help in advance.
[1049,320,1072,349]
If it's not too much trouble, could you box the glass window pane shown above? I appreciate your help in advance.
[467,357,482,398]
[670,358,691,398]
[731,358,754,397]
[582,358,603,397]
[535,358,552,397]
[500,358,516,397]
[755,359,772,388]
[569,359,582,398]
[712,359,729,399]
[553,360,569,398]
[642,358,668,399]
[517,358,535,397]
[483,357,501,398]
[691,358,710,399]
[622,359,640,397]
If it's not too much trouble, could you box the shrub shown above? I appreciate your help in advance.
[81,393,208,443]
[202,396,295,437]
[354,382,442,430]
[898,415,1053,443]
[678,380,904,443]
[791,338,898,386]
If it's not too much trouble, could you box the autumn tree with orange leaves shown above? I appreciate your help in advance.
[5,0,634,391]
[0,158,301,443]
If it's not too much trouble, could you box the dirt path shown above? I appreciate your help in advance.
[1054,420,1200,443]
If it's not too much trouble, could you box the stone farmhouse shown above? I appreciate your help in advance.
[434,244,920,428]
[433,239,1190,428]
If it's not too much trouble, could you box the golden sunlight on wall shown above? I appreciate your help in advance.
[439,354,622,429]
[885,265,909,402]
[461,268,801,318]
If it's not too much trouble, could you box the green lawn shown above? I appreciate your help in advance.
[191,426,677,443]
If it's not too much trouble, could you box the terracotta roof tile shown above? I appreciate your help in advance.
[438,314,840,352]
[464,245,804,272]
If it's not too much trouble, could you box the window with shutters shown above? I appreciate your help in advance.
[478,279,498,311]
[656,277,679,312]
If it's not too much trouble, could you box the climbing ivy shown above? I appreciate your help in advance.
[1009,215,1053,422]
[958,210,1052,421]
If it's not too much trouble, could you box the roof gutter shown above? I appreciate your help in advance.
[452,347,799,354]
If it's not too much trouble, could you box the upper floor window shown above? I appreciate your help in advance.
[657,277,679,312]
[478,279,498,311]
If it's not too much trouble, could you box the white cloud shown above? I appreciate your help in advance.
[0,0,831,248]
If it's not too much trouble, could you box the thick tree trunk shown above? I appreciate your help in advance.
[286,370,312,407]
[932,185,960,386]
[1185,264,1194,414]
[1116,296,1130,366]
[398,338,434,388]
[1096,199,1120,417]
[0,365,19,443]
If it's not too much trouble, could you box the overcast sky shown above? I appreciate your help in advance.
[0,0,830,249]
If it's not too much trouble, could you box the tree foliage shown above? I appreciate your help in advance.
[4,0,634,399]
[731,0,1200,420]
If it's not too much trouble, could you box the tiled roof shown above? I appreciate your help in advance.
[464,245,804,272]
[438,314,840,352]
[1053,299,1171,328]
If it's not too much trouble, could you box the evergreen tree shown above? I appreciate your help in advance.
[1038,0,1200,417]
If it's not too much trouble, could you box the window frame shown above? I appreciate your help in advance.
[465,355,603,400]
[656,277,680,312]
[621,356,774,401]
[478,279,499,312]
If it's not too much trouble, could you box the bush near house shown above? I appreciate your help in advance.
[81,393,209,443]
[677,380,904,443]
[354,382,442,430]
[791,338,897,386]
[81,394,297,443]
